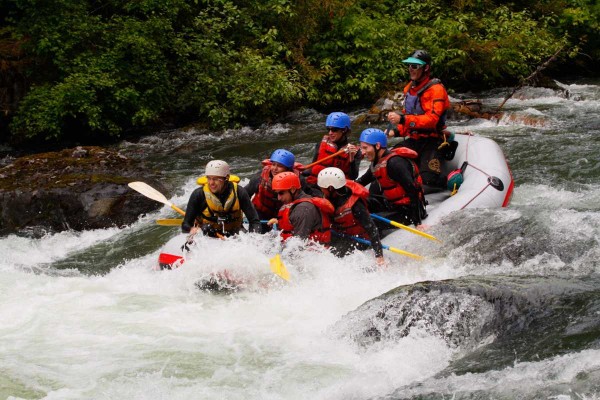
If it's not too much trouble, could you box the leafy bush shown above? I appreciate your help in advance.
[0,0,597,144]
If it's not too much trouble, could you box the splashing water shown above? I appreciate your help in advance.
[1,80,599,399]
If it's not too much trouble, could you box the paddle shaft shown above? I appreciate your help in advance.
[298,148,346,171]
[371,213,439,242]
[332,231,423,260]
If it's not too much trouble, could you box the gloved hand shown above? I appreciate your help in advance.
[385,123,400,138]
[200,223,219,238]
[407,193,423,226]
[387,111,405,126]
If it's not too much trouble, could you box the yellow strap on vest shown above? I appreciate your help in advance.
[197,174,241,185]
[438,132,449,151]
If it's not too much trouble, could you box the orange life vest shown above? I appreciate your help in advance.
[332,180,370,238]
[372,147,423,207]
[402,78,450,140]
[278,197,334,244]
[306,135,352,184]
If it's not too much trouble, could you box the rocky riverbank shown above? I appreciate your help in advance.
[0,146,169,236]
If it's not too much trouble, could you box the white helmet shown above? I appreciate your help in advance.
[317,167,346,189]
[205,160,230,178]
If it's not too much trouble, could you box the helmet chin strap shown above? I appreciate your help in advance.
[373,145,384,165]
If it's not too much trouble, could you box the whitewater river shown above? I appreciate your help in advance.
[1,80,599,399]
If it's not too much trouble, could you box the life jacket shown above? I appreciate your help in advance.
[306,135,352,184]
[252,160,303,219]
[403,78,448,139]
[277,197,334,244]
[371,147,424,207]
[200,182,243,234]
[332,180,370,238]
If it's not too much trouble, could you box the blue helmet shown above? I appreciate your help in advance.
[325,112,351,130]
[359,128,387,148]
[270,149,295,169]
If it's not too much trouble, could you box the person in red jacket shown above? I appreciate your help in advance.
[356,128,427,235]
[317,167,385,266]
[304,112,362,187]
[244,149,317,232]
[387,50,451,189]
[268,172,334,245]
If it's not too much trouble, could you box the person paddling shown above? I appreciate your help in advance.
[245,149,317,232]
[356,128,427,236]
[304,112,362,187]
[182,160,261,237]
[268,172,334,245]
[317,167,385,267]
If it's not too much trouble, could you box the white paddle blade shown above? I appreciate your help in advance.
[128,181,170,206]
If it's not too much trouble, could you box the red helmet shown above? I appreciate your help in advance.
[272,172,301,191]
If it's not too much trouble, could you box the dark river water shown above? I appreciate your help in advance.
[0,79,598,399]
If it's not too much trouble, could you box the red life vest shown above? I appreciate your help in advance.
[372,147,423,207]
[252,160,302,219]
[332,180,370,238]
[278,197,334,244]
[306,135,352,184]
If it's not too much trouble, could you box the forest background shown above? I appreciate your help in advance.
[1,0,598,149]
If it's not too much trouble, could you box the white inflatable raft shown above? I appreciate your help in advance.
[383,132,514,246]
[157,132,513,269]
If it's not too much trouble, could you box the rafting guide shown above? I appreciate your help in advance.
[386,49,455,191]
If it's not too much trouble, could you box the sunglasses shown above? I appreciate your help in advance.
[408,63,423,70]
[327,127,344,133]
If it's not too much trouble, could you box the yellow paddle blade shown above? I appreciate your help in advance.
[389,220,440,242]
[387,246,424,261]
[156,219,184,226]
[269,254,290,282]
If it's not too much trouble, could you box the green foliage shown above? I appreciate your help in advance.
[0,0,598,144]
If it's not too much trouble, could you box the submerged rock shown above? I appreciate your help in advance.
[331,275,600,373]
[0,146,169,236]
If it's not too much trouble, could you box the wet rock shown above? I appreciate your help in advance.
[331,275,600,374]
[0,146,170,236]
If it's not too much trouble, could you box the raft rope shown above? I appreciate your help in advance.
[457,132,503,210]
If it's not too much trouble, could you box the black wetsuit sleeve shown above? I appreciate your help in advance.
[386,157,419,197]
[310,141,320,163]
[237,186,262,233]
[300,174,323,197]
[352,201,384,258]
[182,188,207,233]
[356,167,375,187]
[244,174,261,198]
[289,202,322,239]
[347,150,363,180]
